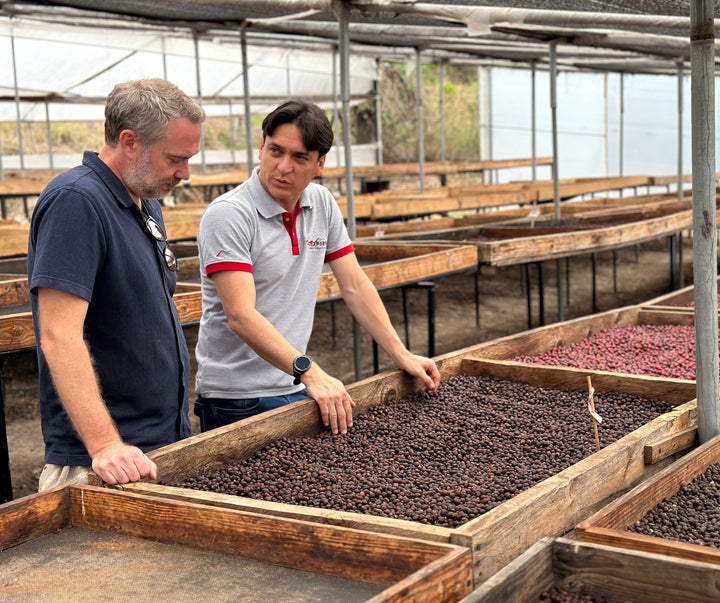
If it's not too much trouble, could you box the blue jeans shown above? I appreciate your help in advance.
[194,390,310,432]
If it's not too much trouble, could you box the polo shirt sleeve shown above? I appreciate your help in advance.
[29,187,105,301]
[198,198,254,276]
[324,193,354,262]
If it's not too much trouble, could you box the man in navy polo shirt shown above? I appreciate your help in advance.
[195,100,440,435]
[28,79,205,491]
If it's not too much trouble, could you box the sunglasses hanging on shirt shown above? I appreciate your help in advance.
[141,200,177,271]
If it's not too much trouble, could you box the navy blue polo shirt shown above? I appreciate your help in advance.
[28,151,191,466]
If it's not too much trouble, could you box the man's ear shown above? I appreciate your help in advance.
[118,129,140,157]
[314,154,326,178]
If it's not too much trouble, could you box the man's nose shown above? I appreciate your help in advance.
[176,160,191,180]
[277,154,293,173]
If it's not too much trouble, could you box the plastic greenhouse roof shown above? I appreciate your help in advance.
[0,1,718,122]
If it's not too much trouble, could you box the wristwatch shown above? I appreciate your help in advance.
[293,355,313,385]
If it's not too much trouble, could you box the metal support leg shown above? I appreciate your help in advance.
[401,281,436,357]
[591,252,598,313]
[612,250,618,293]
[0,357,13,503]
[669,235,676,290]
[522,264,532,329]
[556,258,565,323]
[565,258,571,305]
[538,262,545,327]
[679,231,684,288]
[330,301,337,347]
[474,269,480,328]
[427,282,435,357]
[401,287,410,348]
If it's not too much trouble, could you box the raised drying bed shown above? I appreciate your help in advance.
[0,484,472,601]
[119,353,697,584]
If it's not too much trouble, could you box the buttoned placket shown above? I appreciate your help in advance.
[282,206,303,255]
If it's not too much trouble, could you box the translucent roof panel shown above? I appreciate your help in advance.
[0,15,378,121]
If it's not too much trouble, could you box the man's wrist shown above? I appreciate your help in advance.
[293,355,313,385]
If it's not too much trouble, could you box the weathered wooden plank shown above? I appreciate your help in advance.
[0,312,36,352]
[476,210,694,265]
[184,169,248,187]
[165,220,201,242]
[553,538,720,603]
[468,537,720,602]
[0,487,70,550]
[1,485,473,601]
[575,433,720,559]
[0,277,29,308]
[318,243,478,299]
[370,197,462,220]
[324,157,554,181]
[644,427,698,464]
[356,217,457,238]
[461,358,696,401]
[354,191,694,238]
[0,232,29,258]
[460,538,555,602]
[68,487,469,589]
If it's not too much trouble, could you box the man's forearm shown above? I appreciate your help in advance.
[44,338,121,457]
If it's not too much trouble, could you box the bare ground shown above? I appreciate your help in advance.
[3,237,692,500]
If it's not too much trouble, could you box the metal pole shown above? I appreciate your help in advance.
[531,61,537,182]
[161,36,168,79]
[228,99,236,165]
[549,43,564,321]
[10,29,25,170]
[193,33,207,172]
[691,0,719,443]
[415,48,425,193]
[690,0,720,443]
[677,60,684,202]
[333,49,342,169]
[619,72,625,180]
[375,58,383,166]
[604,73,609,177]
[486,68,493,183]
[549,42,560,222]
[241,27,254,174]
[286,53,292,96]
[45,102,53,170]
[477,65,483,172]
[334,2,362,381]
[439,61,446,163]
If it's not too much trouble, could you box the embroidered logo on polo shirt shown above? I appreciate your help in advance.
[306,237,327,250]
[215,249,231,257]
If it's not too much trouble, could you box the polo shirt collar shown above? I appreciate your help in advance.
[248,167,311,219]
[82,150,138,210]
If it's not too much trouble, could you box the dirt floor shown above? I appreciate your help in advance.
[2,235,693,500]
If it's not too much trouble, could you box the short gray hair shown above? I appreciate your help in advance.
[104,79,206,147]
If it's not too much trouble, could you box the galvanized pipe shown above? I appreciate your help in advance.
[549,42,560,222]
[677,60,684,203]
[416,48,425,193]
[240,28,254,173]
[193,33,207,172]
[10,29,24,169]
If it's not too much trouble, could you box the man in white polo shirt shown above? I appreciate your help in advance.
[195,100,440,435]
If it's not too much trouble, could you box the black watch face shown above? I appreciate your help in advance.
[295,356,312,372]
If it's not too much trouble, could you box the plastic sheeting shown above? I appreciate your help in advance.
[0,16,378,122]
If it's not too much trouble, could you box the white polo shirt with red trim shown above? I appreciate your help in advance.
[195,168,353,398]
